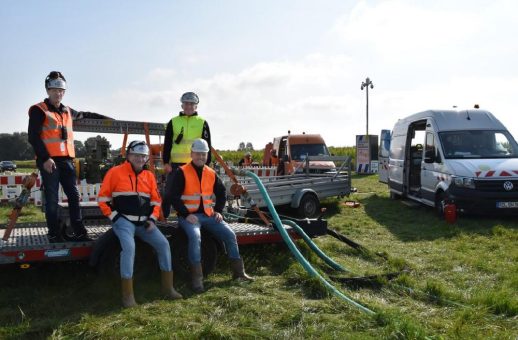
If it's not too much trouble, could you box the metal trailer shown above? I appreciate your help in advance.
[0,117,332,272]
[225,156,352,218]
[0,202,328,276]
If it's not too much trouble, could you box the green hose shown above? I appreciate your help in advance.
[281,219,350,272]
[235,169,375,315]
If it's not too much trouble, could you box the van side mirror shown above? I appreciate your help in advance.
[424,149,436,163]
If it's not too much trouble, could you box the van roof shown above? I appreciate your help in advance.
[285,134,325,144]
[396,109,507,131]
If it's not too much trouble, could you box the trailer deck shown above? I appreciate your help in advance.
[0,220,296,265]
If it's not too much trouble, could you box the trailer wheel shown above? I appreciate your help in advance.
[97,238,157,279]
[298,193,320,218]
[170,230,218,277]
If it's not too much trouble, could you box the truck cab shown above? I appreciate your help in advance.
[381,109,518,216]
[266,134,336,174]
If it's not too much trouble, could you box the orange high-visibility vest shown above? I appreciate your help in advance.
[180,163,216,216]
[98,161,161,223]
[32,102,75,158]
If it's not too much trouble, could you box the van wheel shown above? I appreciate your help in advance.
[435,191,446,218]
[297,193,320,218]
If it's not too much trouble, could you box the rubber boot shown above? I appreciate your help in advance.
[190,263,204,293]
[121,278,137,308]
[230,258,254,281]
[161,271,183,300]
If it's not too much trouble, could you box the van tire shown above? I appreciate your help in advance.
[297,193,320,218]
[435,191,446,218]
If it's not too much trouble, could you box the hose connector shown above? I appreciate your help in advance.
[231,167,248,176]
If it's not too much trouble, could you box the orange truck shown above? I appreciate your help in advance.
[263,133,336,174]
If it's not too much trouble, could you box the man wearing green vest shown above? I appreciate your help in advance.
[162,92,212,217]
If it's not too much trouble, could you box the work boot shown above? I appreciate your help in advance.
[121,278,137,308]
[161,271,183,299]
[48,234,65,243]
[190,264,204,293]
[71,221,92,242]
[71,233,93,242]
[230,258,254,281]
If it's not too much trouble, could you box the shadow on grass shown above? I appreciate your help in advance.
[360,194,518,241]
[0,262,126,339]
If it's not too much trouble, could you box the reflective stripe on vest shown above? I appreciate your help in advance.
[34,102,75,158]
[170,115,205,164]
[180,163,216,216]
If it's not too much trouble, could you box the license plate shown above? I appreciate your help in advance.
[496,201,518,208]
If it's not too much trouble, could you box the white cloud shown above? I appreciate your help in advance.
[10,1,518,153]
[334,1,481,56]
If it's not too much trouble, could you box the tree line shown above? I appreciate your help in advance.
[0,132,87,161]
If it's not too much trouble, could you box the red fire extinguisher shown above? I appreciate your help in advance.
[444,203,457,224]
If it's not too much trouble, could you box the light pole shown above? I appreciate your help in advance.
[360,77,374,137]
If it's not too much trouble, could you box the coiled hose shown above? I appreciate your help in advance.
[234,169,375,315]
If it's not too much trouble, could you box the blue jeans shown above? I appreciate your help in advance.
[112,217,172,279]
[179,213,240,265]
[39,159,81,237]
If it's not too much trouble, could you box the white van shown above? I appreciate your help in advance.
[379,109,518,216]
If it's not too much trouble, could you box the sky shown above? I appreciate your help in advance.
[2,0,518,150]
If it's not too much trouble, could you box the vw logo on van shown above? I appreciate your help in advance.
[503,181,514,191]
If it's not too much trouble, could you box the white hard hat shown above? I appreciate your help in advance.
[191,139,209,153]
[127,140,149,156]
[45,71,67,90]
[181,92,199,104]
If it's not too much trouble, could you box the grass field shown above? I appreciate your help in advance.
[0,175,517,339]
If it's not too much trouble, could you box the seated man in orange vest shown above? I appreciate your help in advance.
[98,141,182,307]
[27,71,108,243]
[168,139,253,293]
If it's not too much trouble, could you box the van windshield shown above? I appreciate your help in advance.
[439,130,518,159]
[290,144,330,161]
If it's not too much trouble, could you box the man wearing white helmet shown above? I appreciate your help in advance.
[28,71,109,243]
[167,138,253,293]
[98,141,182,307]
[162,92,212,217]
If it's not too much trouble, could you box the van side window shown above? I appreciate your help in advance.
[390,135,406,159]
[425,132,441,163]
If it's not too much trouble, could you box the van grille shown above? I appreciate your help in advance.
[475,179,518,192]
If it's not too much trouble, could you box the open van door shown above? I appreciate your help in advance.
[379,129,391,183]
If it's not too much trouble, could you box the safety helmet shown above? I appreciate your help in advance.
[191,139,209,153]
[181,92,199,104]
[127,140,150,156]
[45,71,67,90]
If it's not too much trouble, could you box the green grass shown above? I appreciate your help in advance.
[1,175,517,339]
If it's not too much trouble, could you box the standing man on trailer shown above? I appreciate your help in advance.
[28,71,107,243]
[168,139,253,293]
[162,92,212,216]
[98,141,182,307]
